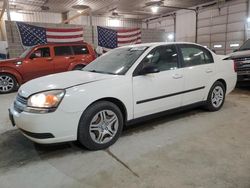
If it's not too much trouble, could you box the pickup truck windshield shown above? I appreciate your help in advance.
[239,39,250,51]
[20,47,32,58]
[83,47,148,75]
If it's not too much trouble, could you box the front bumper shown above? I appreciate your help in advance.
[9,104,81,144]
[237,74,250,82]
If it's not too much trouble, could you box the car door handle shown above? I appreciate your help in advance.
[172,74,183,79]
[66,56,75,59]
[46,57,53,61]
[205,69,213,73]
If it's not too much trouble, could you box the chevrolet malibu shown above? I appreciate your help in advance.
[9,42,237,150]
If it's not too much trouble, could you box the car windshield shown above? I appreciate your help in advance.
[239,39,250,51]
[19,47,32,58]
[83,46,148,75]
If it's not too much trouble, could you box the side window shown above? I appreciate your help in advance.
[54,46,73,56]
[72,45,89,55]
[141,45,178,71]
[30,47,50,58]
[180,45,214,67]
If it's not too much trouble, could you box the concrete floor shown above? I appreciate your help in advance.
[0,88,249,188]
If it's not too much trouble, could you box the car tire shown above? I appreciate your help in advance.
[73,65,85,70]
[205,81,226,111]
[0,73,18,94]
[78,101,124,150]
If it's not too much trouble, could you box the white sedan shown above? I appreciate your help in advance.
[9,42,237,150]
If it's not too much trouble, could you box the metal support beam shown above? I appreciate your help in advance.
[89,9,94,44]
[173,13,176,42]
[195,7,199,43]
[5,0,11,21]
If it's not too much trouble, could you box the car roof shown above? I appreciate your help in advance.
[32,42,88,48]
[120,42,204,48]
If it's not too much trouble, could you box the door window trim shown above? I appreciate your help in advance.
[176,44,214,68]
[133,44,181,77]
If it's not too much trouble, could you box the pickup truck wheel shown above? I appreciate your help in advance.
[205,81,225,111]
[0,74,18,94]
[78,101,123,150]
[73,65,85,70]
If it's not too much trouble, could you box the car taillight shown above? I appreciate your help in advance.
[233,60,237,72]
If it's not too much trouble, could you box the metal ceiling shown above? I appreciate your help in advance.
[1,0,219,19]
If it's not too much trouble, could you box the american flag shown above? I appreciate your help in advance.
[97,26,141,51]
[16,22,84,47]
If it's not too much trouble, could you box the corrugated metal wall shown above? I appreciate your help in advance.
[146,0,248,55]
[68,11,142,28]
[197,0,247,54]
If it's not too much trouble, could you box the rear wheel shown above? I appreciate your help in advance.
[78,101,123,150]
[205,81,225,111]
[0,74,18,94]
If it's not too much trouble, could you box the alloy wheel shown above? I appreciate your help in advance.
[211,86,224,108]
[89,110,119,144]
[0,75,15,93]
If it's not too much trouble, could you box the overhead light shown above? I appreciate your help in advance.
[151,6,159,13]
[108,18,121,27]
[77,10,83,13]
[247,17,250,22]
[214,44,222,48]
[230,43,239,48]
[167,33,174,41]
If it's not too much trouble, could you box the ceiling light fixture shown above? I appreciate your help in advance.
[151,6,159,13]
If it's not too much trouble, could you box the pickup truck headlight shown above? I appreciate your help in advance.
[26,90,65,113]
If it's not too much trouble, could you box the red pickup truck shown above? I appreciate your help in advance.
[0,42,96,94]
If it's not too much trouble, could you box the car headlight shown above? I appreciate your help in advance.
[26,90,65,113]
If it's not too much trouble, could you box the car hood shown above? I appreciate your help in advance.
[0,58,23,65]
[19,71,116,97]
[227,50,250,59]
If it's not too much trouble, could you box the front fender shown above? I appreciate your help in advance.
[0,67,23,84]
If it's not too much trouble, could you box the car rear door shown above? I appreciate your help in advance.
[72,45,95,65]
[132,45,184,118]
[53,45,75,73]
[177,44,215,106]
[21,46,54,82]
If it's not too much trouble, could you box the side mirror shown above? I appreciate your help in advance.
[30,53,37,59]
[139,65,160,75]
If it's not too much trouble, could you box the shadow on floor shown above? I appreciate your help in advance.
[0,87,245,172]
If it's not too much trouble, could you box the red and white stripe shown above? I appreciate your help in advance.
[46,28,84,43]
[117,28,141,47]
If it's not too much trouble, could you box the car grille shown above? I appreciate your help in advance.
[14,94,28,113]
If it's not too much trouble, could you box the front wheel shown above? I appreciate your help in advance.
[78,101,123,150]
[0,74,18,94]
[205,81,226,111]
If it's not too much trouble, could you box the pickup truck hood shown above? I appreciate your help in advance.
[19,71,116,97]
[227,50,250,59]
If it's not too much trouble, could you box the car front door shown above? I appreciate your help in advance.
[177,44,215,106]
[21,47,54,82]
[132,45,184,118]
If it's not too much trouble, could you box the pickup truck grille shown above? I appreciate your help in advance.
[14,94,28,113]
[234,57,250,74]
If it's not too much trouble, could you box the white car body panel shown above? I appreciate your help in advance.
[9,42,237,144]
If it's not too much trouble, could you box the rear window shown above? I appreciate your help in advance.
[54,46,73,56]
[72,45,89,55]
